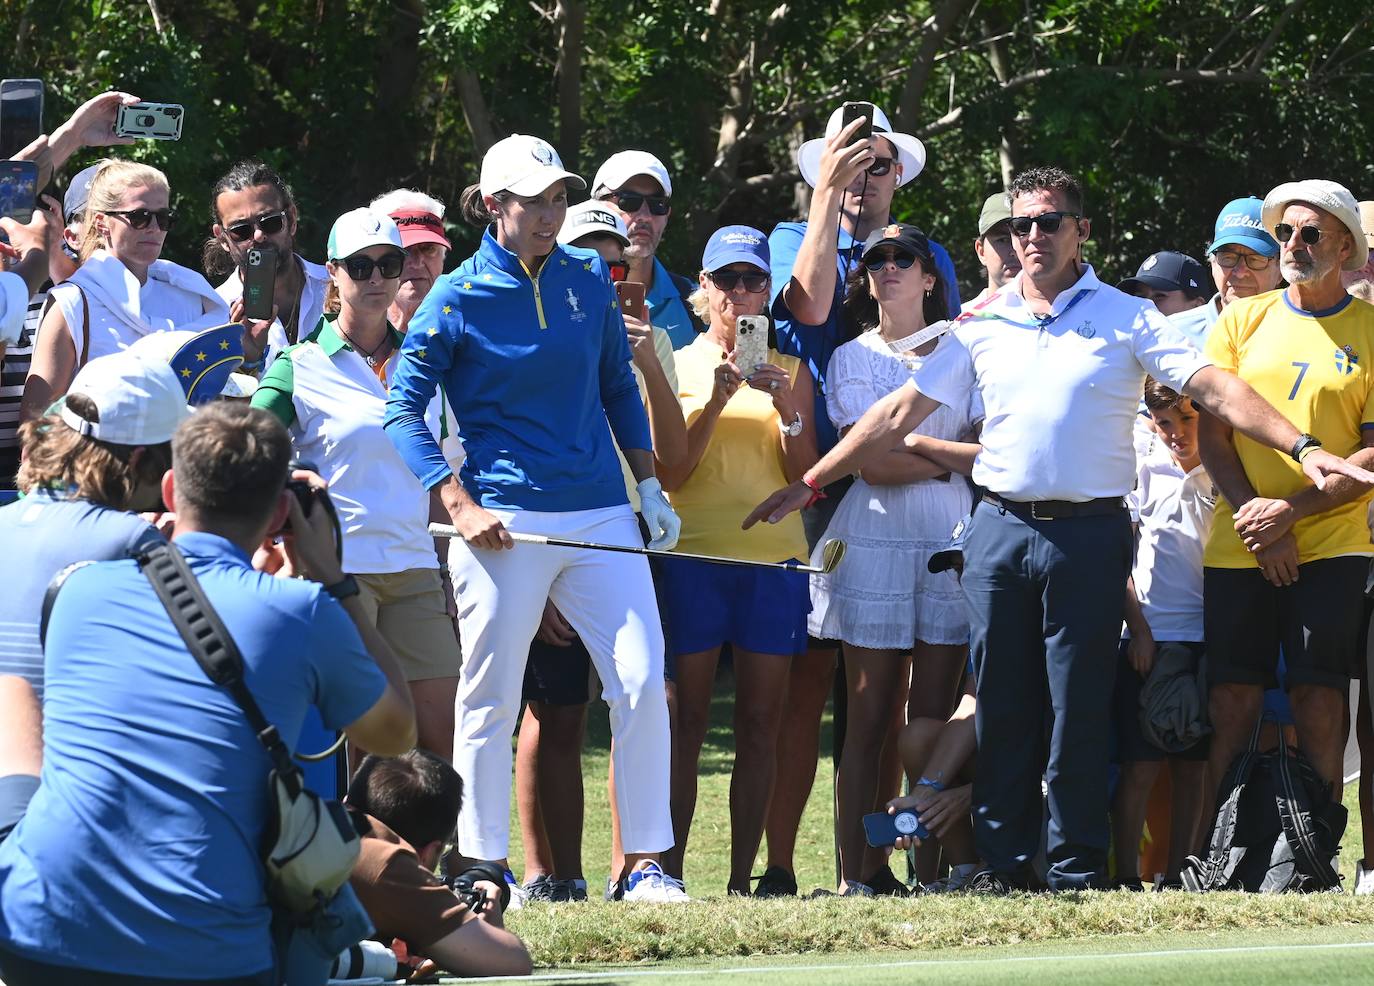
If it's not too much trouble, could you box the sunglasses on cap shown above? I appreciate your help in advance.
[104,208,177,232]
[708,270,769,293]
[862,250,918,272]
[605,191,671,216]
[1009,211,1080,237]
[224,210,288,242]
[1274,222,1325,247]
[1213,250,1274,271]
[339,252,405,281]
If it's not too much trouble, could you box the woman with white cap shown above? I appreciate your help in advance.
[384,134,684,902]
[252,207,459,761]
[22,159,229,424]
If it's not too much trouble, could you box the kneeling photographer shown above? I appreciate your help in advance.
[345,751,532,979]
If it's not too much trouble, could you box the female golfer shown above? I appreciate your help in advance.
[384,134,684,902]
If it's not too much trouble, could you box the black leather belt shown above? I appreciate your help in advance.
[982,491,1126,521]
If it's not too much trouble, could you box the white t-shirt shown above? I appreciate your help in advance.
[1125,445,1215,641]
[216,254,329,368]
[910,265,1210,501]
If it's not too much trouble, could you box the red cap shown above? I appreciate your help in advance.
[389,209,451,250]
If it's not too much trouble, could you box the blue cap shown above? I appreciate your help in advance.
[1208,197,1279,257]
[927,514,971,574]
[130,325,245,406]
[702,225,770,274]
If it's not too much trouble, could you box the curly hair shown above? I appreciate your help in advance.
[1008,166,1085,217]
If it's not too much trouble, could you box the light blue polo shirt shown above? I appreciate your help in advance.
[645,257,699,349]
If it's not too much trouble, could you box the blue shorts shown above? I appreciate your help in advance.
[659,556,810,657]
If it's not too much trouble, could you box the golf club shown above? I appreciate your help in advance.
[428,524,847,575]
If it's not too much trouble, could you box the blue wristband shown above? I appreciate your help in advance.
[916,777,945,792]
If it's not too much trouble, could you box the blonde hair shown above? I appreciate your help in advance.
[78,159,171,263]
[687,275,709,321]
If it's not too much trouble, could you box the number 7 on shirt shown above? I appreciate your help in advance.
[1289,361,1310,401]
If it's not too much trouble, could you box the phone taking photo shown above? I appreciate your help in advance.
[115,102,184,141]
[242,245,278,322]
[0,79,43,160]
[615,280,646,321]
[734,314,770,377]
[0,160,39,223]
[863,809,929,848]
[840,100,874,144]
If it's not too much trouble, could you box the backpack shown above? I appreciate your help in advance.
[1181,719,1346,893]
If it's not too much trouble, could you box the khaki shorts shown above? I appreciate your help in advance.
[354,568,460,682]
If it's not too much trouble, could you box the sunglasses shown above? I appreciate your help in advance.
[1213,250,1274,271]
[863,250,917,272]
[1009,211,1080,237]
[866,157,894,177]
[224,210,288,242]
[340,252,405,281]
[606,192,671,216]
[104,208,177,232]
[708,270,769,293]
[1274,223,1324,247]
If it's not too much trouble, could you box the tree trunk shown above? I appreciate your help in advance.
[893,0,977,130]
[357,0,426,190]
[455,69,499,157]
[554,0,585,172]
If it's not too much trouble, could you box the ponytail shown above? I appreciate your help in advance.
[460,183,513,229]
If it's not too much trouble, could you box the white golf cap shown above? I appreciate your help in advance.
[1262,179,1369,272]
[797,104,927,189]
[479,134,586,198]
[327,207,403,260]
[557,200,630,247]
[58,351,191,446]
[591,150,673,197]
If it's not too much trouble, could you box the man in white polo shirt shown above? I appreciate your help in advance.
[746,165,1374,893]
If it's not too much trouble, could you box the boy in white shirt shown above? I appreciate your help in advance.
[1114,378,1215,889]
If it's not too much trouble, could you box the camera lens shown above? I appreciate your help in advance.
[138,114,155,127]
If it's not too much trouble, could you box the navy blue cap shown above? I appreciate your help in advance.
[1119,251,1210,300]
[703,225,770,274]
[927,514,971,574]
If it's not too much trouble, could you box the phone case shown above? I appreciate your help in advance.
[242,246,278,322]
[115,102,184,141]
[615,280,646,320]
[840,101,873,142]
[0,79,44,159]
[734,315,770,375]
[863,810,928,848]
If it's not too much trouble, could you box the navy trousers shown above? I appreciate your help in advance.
[962,501,1132,889]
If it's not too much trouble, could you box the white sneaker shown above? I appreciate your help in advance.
[503,868,527,911]
[1356,860,1374,896]
[621,861,690,903]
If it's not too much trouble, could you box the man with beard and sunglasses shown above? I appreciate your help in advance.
[1195,179,1374,847]
[746,165,1374,894]
[209,160,329,373]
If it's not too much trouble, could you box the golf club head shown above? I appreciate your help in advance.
[819,538,847,574]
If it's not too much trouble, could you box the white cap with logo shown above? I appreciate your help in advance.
[58,351,191,446]
[1262,179,1369,272]
[480,135,586,198]
[327,207,404,261]
[557,201,631,247]
[591,150,673,198]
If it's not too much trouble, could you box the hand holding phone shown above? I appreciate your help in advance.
[615,280,646,321]
[0,79,44,160]
[242,245,279,322]
[0,161,39,223]
[863,809,929,848]
[840,100,874,144]
[734,314,770,377]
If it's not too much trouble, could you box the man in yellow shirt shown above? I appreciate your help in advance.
[1199,179,1374,821]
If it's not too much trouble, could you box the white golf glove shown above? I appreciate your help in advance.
[636,477,681,552]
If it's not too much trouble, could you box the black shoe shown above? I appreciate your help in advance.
[752,865,799,898]
[863,864,911,897]
[966,868,1015,896]
[1112,877,1145,892]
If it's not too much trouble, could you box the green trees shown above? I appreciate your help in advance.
[8,0,1369,295]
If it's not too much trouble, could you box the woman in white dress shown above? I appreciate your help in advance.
[809,223,981,895]
[23,159,228,422]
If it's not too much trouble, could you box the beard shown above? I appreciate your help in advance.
[1281,251,1330,284]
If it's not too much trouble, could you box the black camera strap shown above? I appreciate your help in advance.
[138,543,304,798]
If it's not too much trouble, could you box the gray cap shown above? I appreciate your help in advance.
[63,164,102,223]
[978,193,1011,236]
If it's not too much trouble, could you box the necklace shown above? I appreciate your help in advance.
[336,323,392,367]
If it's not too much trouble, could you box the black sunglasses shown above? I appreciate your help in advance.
[866,157,894,177]
[340,252,405,281]
[1274,223,1324,247]
[105,208,177,232]
[863,250,917,272]
[708,270,769,293]
[606,192,671,216]
[1009,211,1080,237]
[224,210,288,243]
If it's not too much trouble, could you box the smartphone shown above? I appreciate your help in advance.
[606,259,629,284]
[115,102,184,141]
[0,160,38,223]
[863,809,929,848]
[0,79,43,160]
[242,245,278,322]
[840,100,874,143]
[734,314,770,376]
[616,280,646,321]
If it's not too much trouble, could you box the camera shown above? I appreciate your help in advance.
[137,113,155,128]
[446,861,510,914]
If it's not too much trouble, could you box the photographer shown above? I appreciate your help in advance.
[0,402,415,984]
[347,752,532,978]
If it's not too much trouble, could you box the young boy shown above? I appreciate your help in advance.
[1113,378,1215,889]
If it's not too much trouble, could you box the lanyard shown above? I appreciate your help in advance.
[956,287,1093,332]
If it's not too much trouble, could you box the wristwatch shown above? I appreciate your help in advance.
[778,411,803,437]
[1290,433,1323,463]
[323,574,360,600]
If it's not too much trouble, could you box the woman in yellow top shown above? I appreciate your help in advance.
[657,225,818,894]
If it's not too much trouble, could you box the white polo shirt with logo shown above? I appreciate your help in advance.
[910,266,1211,502]
[251,315,444,574]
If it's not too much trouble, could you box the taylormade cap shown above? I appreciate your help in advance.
[1262,179,1369,271]
[702,225,770,274]
[1207,196,1278,257]
[591,150,672,198]
[127,324,246,405]
[480,134,586,198]
[797,104,926,189]
[327,207,404,261]
[388,209,451,250]
[1119,251,1210,299]
[58,351,190,445]
[977,192,1012,236]
[558,200,630,247]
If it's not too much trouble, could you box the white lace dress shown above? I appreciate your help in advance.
[808,330,980,647]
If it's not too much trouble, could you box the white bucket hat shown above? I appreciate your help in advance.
[58,351,191,445]
[797,104,926,189]
[480,135,586,198]
[1262,179,1369,272]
